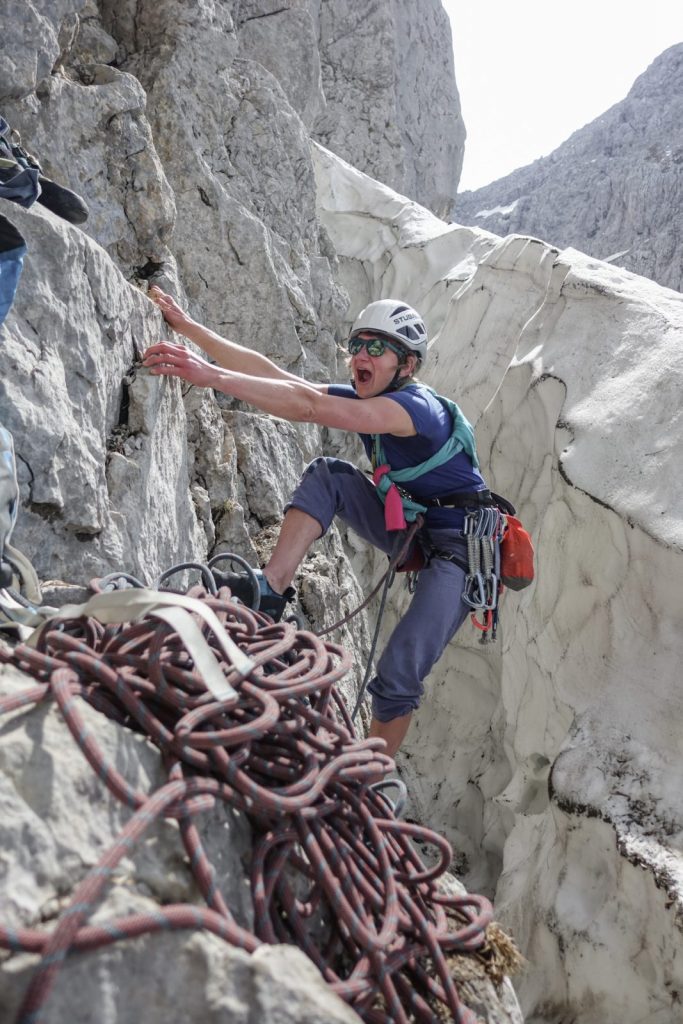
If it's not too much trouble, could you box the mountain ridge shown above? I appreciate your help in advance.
[454,43,683,292]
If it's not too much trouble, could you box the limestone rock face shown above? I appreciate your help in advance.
[0,0,87,100]
[235,0,326,130]
[313,143,683,1024]
[454,44,683,293]
[312,0,465,219]
[5,2,680,1023]
[0,204,205,585]
[2,941,362,1024]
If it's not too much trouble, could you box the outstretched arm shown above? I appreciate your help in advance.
[142,342,416,436]
[149,286,325,389]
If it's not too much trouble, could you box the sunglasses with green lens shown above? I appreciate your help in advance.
[347,335,406,358]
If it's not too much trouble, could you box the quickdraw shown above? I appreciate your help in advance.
[461,506,506,643]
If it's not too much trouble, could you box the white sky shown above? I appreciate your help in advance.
[442,0,683,191]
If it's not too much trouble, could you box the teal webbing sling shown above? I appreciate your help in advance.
[372,389,479,522]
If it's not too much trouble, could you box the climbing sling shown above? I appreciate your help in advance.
[371,389,479,530]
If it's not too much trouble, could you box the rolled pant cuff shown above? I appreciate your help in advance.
[370,692,419,723]
[282,500,329,537]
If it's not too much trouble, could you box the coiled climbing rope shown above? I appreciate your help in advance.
[0,579,497,1024]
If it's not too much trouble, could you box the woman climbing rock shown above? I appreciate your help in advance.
[143,289,491,757]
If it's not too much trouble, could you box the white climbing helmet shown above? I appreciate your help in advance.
[349,299,428,364]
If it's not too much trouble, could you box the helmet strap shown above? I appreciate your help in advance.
[384,351,420,393]
[385,367,406,392]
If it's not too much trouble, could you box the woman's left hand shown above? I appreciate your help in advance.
[142,342,223,389]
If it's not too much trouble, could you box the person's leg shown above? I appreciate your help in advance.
[368,712,413,759]
[263,508,323,593]
[222,457,393,619]
[368,547,470,757]
[265,456,394,591]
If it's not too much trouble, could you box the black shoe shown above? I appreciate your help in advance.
[35,175,89,225]
[212,566,295,622]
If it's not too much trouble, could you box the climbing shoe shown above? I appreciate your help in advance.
[212,565,295,622]
[35,175,89,225]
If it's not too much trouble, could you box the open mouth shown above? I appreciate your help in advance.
[356,368,372,385]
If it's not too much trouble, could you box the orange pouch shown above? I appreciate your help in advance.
[500,515,535,590]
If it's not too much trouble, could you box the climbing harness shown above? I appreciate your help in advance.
[0,571,502,1024]
[367,380,537,648]
[369,385,496,636]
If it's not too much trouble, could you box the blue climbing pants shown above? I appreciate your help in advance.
[286,457,470,722]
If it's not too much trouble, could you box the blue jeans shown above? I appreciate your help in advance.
[286,457,470,722]
[0,213,26,326]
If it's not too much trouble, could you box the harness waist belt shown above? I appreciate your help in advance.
[424,489,492,509]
